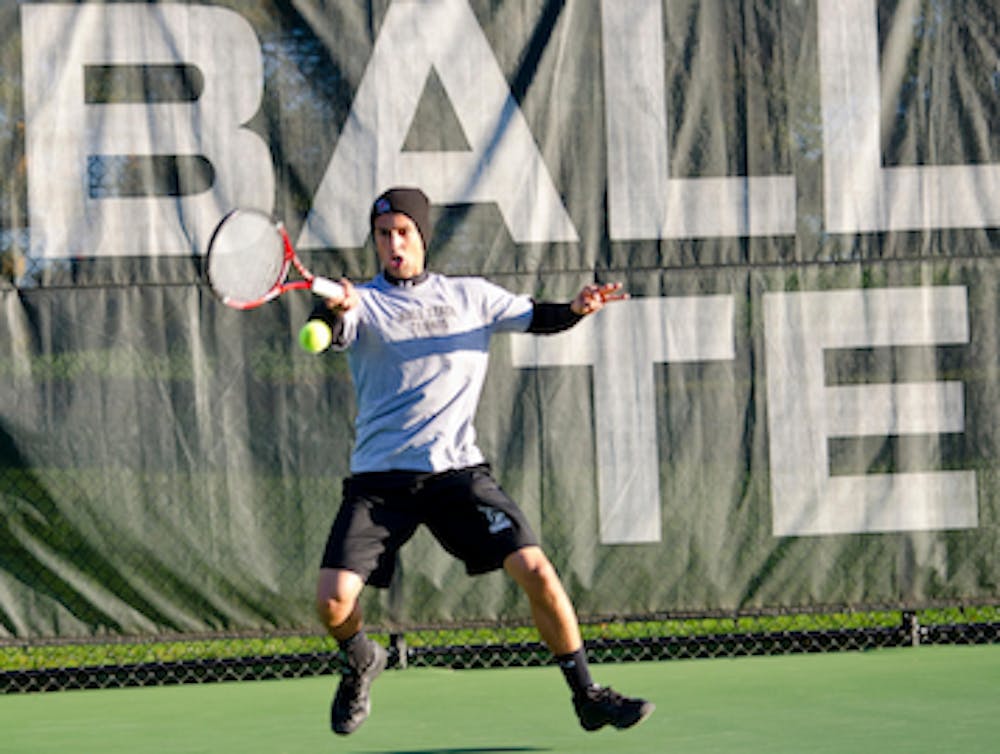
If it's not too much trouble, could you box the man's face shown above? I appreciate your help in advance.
[373,212,425,279]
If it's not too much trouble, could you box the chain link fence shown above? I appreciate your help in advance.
[3,605,997,694]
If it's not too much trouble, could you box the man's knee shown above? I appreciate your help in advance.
[504,546,560,593]
[316,568,364,628]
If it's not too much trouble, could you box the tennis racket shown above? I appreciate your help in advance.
[205,208,344,310]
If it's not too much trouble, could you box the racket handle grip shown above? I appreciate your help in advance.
[311,276,345,300]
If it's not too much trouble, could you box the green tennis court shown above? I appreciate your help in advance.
[2,645,997,753]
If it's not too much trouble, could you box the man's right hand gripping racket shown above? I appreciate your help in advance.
[205,208,343,310]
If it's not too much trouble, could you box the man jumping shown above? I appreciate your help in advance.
[308,187,654,735]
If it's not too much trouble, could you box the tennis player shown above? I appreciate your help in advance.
[310,187,654,735]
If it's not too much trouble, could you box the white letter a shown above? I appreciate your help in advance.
[299,0,577,249]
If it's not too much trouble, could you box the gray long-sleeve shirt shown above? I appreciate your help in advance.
[328,272,534,473]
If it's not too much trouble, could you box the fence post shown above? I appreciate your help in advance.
[391,633,408,669]
[902,611,921,647]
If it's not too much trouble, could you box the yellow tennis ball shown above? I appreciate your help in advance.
[298,320,332,354]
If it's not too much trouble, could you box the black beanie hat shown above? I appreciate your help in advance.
[370,187,432,247]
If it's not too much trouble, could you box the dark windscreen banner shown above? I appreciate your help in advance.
[0,1,997,638]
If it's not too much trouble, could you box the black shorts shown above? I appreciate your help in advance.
[320,464,539,588]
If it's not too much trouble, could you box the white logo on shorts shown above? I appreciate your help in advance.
[478,505,513,534]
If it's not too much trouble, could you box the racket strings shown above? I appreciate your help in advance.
[207,211,287,304]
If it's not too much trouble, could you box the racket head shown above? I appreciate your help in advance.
[205,209,291,309]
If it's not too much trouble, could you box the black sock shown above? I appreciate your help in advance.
[556,647,594,697]
[340,630,374,670]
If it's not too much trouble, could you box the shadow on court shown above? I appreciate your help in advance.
[369,749,550,754]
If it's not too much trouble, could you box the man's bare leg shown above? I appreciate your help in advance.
[503,546,582,655]
[316,568,387,735]
[504,546,655,732]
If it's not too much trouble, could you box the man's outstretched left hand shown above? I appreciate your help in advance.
[570,282,628,316]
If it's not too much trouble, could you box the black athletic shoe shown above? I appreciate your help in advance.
[573,685,655,732]
[331,640,388,735]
